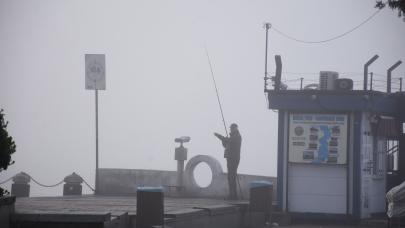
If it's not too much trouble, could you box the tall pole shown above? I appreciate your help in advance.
[400,78,403,92]
[369,72,373,91]
[264,23,271,91]
[95,89,99,194]
[85,53,105,195]
[364,55,379,91]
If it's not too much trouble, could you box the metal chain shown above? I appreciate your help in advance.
[0,176,13,185]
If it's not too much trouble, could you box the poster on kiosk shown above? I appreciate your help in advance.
[289,113,348,165]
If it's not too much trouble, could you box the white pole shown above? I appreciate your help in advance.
[95,89,99,194]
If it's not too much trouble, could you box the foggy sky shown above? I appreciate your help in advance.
[1,0,405,196]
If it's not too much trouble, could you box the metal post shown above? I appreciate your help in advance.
[264,23,271,92]
[364,55,379,91]
[369,72,373,91]
[387,61,402,93]
[95,89,99,194]
[400,78,403,92]
[177,160,184,187]
[300,77,303,90]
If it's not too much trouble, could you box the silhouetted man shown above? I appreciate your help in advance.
[214,123,242,200]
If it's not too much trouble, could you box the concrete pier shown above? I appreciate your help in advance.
[12,195,268,228]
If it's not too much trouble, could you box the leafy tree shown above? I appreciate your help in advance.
[376,0,405,21]
[0,109,16,196]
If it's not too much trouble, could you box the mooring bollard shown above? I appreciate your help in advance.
[11,172,30,197]
[136,187,164,228]
[249,180,273,223]
[63,172,83,196]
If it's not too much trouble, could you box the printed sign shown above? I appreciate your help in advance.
[85,54,106,90]
[288,113,348,164]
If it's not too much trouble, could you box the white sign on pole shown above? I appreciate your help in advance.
[288,113,348,164]
[85,54,106,90]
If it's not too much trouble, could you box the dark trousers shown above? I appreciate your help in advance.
[226,157,240,199]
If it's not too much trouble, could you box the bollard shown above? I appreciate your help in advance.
[249,180,273,222]
[63,172,83,196]
[11,172,30,197]
[136,187,164,228]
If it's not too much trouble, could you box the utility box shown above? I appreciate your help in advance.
[136,187,164,228]
[249,181,273,212]
[319,71,338,90]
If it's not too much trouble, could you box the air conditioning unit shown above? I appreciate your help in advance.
[334,78,353,91]
[319,71,338,90]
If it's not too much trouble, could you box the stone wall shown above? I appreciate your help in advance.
[98,155,277,200]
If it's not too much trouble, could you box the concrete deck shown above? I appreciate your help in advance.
[11,195,386,228]
[281,226,378,228]
[14,195,242,216]
[12,195,266,228]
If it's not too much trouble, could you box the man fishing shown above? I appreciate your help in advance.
[214,123,242,200]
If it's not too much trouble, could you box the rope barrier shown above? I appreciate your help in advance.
[0,173,95,192]
[29,176,64,188]
[0,176,13,185]
[82,178,95,192]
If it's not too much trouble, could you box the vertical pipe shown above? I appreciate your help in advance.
[95,89,99,194]
[387,61,402,93]
[300,77,303,90]
[364,55,379,90]
[388,72,391,93]
[274,55,282,91]
[177,160,184,187]
[369,72,373,91]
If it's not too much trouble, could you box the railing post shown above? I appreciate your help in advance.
[387,61,402,93]
[63,172,83,196]
[364,55,379,90]
[11,172,30,197]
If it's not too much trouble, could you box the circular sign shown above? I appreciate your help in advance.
[294,126,304,136]
[86,61,105,82]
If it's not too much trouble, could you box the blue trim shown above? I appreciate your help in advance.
[277,110,285,210]
[250,181,273,188]
[352,112,362,219]
[137,186,164,192]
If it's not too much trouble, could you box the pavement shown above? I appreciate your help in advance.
[278,226,379,228]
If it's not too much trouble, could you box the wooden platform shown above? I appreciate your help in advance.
[12,195,267,228]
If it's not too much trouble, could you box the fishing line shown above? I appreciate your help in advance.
[204,45,229,137]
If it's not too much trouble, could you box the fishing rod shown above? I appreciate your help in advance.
[204,46,228,137]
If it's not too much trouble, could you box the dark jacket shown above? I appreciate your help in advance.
[215,131,242,160]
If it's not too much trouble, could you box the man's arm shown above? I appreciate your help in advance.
[214,132,226,141]
[214,133,228,148]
